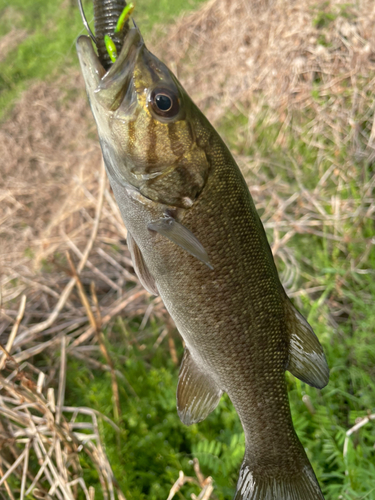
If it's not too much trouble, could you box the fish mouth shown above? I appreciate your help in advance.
[77,27,144,111]
[99,29,143,88]
[98,27,144,111]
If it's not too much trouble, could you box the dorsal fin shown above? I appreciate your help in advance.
[127,231,158,296]
[285,299,329,389]
[177,349,223,425]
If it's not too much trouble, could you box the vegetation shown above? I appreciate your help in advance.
[0,0,206,120]
[0,0,374,499]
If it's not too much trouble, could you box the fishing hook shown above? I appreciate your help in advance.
[77,0,97,46]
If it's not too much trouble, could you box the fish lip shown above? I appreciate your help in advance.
[98,28,143,95]
[77,28,143,113]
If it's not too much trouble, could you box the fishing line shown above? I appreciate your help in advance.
[77,0,97,45]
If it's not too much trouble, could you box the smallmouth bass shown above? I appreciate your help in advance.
[77,12,329,500]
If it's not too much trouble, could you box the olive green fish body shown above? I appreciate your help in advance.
[77,27,329,499]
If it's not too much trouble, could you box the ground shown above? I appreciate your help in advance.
[0,0,375,499]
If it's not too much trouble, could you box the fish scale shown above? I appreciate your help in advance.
[152,135,305,473]
[77,17,329,499]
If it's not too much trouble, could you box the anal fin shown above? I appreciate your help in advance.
[285,299,329,389]
[127,231,158,296]
[177,349,223,425]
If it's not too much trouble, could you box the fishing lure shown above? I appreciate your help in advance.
[78,0,134,68]
[104,3,135,62]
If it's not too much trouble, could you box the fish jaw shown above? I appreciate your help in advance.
[76,29,143,144]
[76,29,151,192]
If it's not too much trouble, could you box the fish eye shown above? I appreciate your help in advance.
[155,94,172,111]
[150,88,180,119]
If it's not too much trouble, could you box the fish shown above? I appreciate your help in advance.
[76,6,329,499]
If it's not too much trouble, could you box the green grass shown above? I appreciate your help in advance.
[0,0,206,120]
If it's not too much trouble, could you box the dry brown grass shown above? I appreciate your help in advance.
[0,72,157,348]
[1,0,375,497]
[0,338,126,500]
[156,0,375,122]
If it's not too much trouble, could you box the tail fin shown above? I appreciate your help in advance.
[235,460,324,500]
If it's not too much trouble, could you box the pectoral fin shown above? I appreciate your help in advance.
[177,349,223,425]
[127,231,158,296]
[148,217,213,270]
[286,300,329,389]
